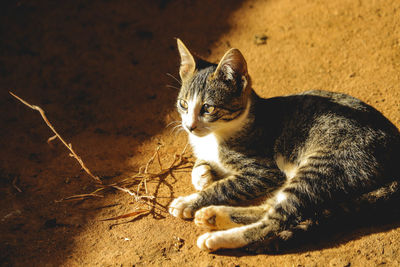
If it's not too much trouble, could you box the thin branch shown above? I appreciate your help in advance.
[55,193,104,202]
[100,209,149,221]
[12,177,22,193]
[47,135,57,144]
[9,91,102,184]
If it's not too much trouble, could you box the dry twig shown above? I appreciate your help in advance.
[96,142,190,198]
[9,91,102,184]
[55,193,104,202]
[12,177,22,193]
[10,91,193,221]
[100,209,149,221]
[64,142,192,219]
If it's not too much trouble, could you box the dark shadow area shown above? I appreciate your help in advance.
[282,209,400,255]
[0,0,244,265]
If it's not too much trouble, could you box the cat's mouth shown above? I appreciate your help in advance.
[184,126,210,137]
[190,131,209,137]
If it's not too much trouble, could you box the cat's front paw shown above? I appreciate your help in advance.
[192,164,213,191]
[169,193,200,219]
[195,206,243,230]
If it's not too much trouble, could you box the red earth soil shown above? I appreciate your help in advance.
[1,0,399,266]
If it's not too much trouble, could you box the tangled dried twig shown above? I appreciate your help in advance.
[92,142,191,200]
[65,142,192,220]
[10,91,192,220]
[10,91,102,184]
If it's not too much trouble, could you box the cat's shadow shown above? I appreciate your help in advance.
[214,209,400,256]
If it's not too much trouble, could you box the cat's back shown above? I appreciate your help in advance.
[299,90,399,136]
[256,90,399,135]
[299,90,366,110]
[252,90,400,169]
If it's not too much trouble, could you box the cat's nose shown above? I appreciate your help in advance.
[187,125,197,132]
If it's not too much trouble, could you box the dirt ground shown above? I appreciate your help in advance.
[1,0,400,266]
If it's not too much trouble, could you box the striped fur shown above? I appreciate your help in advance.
[169,39,400,252]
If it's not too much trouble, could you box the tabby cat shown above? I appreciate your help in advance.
[168,39,400,252]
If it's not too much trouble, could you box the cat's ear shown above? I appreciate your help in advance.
[177,38,196,81]
[214,48,248,81]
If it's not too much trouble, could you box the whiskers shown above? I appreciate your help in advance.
[166,73,181,85]
[166,84,180,90]
[166,120,180,128]
[166,73,182,91]
[166,120,185,136]
[203,126,213,132]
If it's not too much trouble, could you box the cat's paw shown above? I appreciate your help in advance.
[196,230,247,251]
[191,164,213,191]
[169,193,200,219]
[194,206,242,230]
[197,232,218,251]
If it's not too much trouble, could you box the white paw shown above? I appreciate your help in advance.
[169,193,200,219]
[197,232,216,251]
[197,228,249,251]
[196,231,230,251]
[192,165,213,191]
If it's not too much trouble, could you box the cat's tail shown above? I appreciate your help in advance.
[340,180,400,215]
[302,181,399,239]
[307,180,400,227]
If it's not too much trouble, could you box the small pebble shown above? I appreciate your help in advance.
[254,34,268,45]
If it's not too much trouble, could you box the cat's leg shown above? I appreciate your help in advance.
[196,216,315,252]
[196,181,400,251]
[169,166,284,219]
[195,199,297,251]
[194,204,270,230]
[195,159,349,251]
[193,145,399,251]
[191,159,215,191]
[197,222,261,251]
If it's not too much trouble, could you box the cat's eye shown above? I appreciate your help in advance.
[202,104,215,115]
[179,99,188,110]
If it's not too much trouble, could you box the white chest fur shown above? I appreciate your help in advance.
[189,133,235,177]
[189,133,220,164]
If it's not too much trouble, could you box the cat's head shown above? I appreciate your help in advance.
[176,39,252,137]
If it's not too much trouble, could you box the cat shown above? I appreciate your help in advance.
[168,39,400,252]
